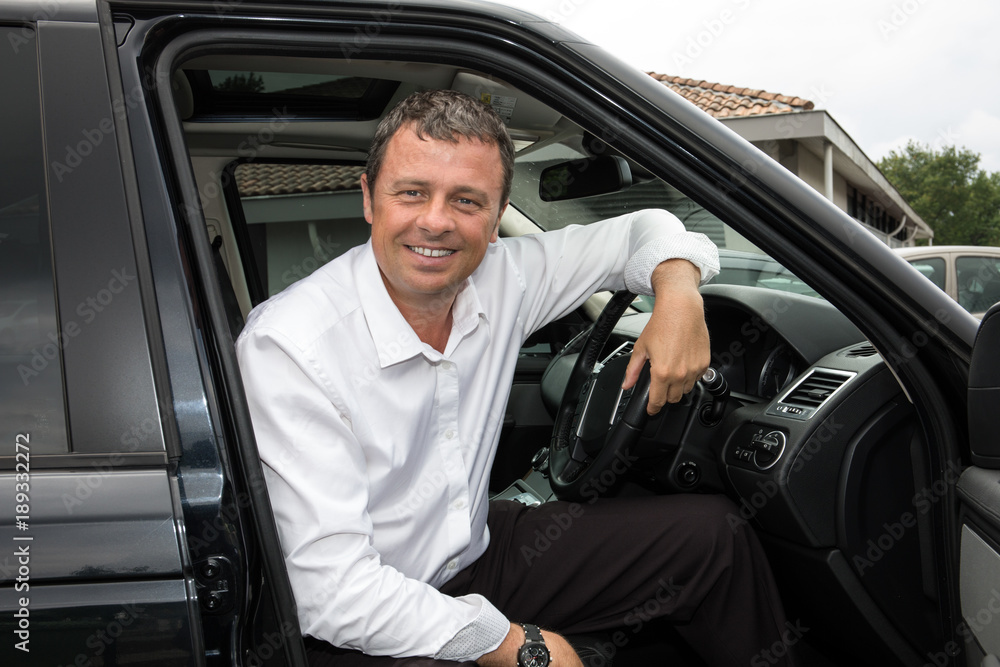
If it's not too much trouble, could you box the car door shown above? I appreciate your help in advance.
[104,1,982,665]
[0,14,198,666]
[957,302,1000,665]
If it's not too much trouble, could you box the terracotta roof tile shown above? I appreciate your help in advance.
[235,163,364,197]
[646,72,814,118]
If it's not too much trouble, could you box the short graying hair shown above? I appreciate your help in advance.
[365,89,515,206]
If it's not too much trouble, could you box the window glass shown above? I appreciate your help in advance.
[207,71,374,97]
[235,162,369,299]
[0,27,69,455]
[509,142,820,302]
[229,132,822,308]
[907,258,946,291]
[956,255,1000,314]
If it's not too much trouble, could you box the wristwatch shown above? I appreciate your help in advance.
[517,623,550,667]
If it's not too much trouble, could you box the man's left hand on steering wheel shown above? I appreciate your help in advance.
[623,259,711,414]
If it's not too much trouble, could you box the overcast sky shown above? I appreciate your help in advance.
[491,0,1000,174]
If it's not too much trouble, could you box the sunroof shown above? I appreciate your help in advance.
[184,70,399,121]
[206,71,370,98]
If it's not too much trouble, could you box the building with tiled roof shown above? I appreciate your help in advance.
[646,73,930,246]
[646,74,815,118]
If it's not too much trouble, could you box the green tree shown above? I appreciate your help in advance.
[879,142,1000,246]
[216,71,266,93]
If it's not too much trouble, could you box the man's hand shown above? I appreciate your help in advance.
[622,258,710,415]
[477,622,583,667]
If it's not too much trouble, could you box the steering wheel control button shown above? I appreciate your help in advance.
[750,430,786,470]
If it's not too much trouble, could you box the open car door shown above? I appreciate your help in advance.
[958,302,1000,665]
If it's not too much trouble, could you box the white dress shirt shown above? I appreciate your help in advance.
[236,209,719,661]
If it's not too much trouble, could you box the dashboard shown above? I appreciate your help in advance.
[528,283,930,658]
[539,283,914,549]
[605,284,866,401]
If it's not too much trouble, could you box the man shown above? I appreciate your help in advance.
[237,90,795,666]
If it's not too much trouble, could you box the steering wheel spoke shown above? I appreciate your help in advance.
[549,290,652,500]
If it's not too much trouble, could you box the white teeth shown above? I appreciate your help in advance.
[409,246,455,258]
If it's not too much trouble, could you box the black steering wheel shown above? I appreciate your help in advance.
[548,290,652,501]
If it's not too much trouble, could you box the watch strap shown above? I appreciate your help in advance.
[520,623,544,644]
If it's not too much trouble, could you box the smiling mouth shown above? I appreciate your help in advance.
[407,245,455,258]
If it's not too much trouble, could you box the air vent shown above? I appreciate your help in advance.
[767,368,856,421]
[843,343,878,358]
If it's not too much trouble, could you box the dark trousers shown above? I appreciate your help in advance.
[305,494,797,666]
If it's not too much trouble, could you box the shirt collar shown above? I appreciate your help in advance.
[356,242,487,367]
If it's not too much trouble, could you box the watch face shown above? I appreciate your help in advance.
[519,643,550,667]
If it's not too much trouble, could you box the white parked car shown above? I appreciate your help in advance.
[895,245,1000,317]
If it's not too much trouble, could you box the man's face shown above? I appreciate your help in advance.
[362,124,507,314]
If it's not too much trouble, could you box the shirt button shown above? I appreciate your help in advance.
[447,560,458,570]
[441,361,453,371]
[445,429,455,440]
[452,499,466,510]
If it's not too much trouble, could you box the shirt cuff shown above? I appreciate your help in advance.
[434,595,510,662]
[623,232,720,295]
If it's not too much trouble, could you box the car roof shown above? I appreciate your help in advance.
[894,245,1000,258]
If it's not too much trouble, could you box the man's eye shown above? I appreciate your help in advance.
[456,198,478,207]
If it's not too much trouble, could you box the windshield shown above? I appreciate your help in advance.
[508,142,820,306]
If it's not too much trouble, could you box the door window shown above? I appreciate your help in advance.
[956,254,1000,314]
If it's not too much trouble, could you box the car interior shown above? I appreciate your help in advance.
[160,45,946,666]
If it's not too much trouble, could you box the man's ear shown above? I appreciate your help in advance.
[491,201,508,243]
[361,173,374,224]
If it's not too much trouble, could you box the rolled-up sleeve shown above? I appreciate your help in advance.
[623,221,720,294]
[504,208,719,332]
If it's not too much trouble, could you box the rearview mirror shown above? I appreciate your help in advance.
[538,155,632,202]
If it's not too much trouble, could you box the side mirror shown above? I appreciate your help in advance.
[969,302,1000,467]
[538,155,632,202]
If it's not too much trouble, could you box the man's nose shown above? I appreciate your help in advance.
[416,196,456,235]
